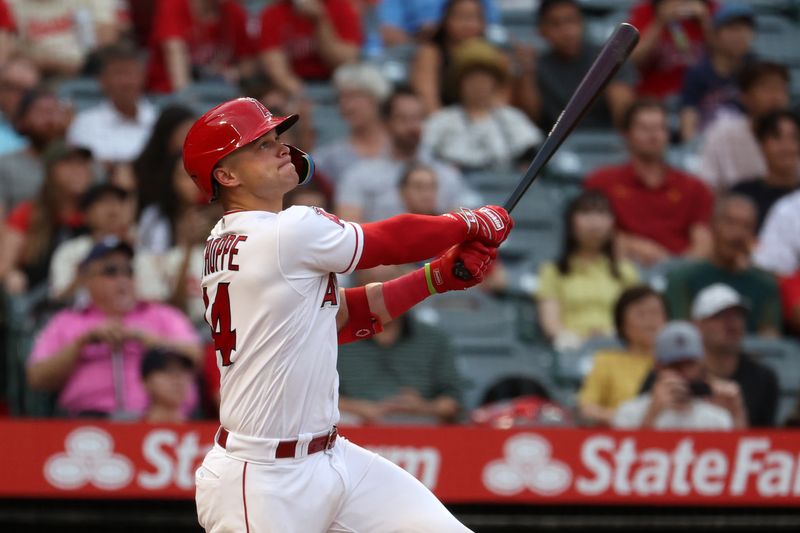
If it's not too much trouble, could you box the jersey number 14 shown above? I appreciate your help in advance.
[202,283,237,366]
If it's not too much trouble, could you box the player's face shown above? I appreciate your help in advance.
[223,130,298,198]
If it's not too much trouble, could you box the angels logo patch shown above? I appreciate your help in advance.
[312,206,344,228]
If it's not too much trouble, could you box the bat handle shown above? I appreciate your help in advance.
[452,259,472,281]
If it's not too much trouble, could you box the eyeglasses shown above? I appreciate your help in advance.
[98,263,134,278]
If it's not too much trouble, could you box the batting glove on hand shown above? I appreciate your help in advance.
[446,205,514,247]
[425,241,497,293]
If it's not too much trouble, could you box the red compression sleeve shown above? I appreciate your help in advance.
[358,214,466,269]
[338,286,383,345]
[382,268,433,319]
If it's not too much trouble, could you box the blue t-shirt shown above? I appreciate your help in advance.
[378,0,499,36]
[679,56,746,128]
[0,116,27,157]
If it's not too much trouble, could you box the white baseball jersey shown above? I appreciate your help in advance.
[201,206,363,439]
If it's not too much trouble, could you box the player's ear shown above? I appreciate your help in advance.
[213,166,238,189]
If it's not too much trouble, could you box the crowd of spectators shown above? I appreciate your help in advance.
[0,0,799,432]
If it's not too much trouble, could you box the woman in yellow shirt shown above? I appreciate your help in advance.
[578,285,668,426]
[537,191,639,350]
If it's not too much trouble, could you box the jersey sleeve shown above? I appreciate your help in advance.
[278,205,364,278]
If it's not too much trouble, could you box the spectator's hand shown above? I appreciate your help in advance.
[353,399,387,424]
[446,205,514,247]
[553,330,584,352]
[83,321,127,347]
[382,388,431,416]
[292,0,324,20]
[625,237,670,267]
[656,0,685,23]
[512,42,537,76]
[708,377,747,426]
[427,241,497,293]
[651,369,688,411]
[684,0,710,20]
[3,269,28,295]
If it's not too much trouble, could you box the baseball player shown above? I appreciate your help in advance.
[183,97,513,532]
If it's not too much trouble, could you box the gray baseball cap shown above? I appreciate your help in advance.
[655,321,704,365]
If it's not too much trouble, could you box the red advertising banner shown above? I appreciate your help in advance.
[3,420,800,505]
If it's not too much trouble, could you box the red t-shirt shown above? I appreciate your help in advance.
[6,201,84,234]
[584,162,713,254]
[147,0,256,93]
[6,200,84,234]
[628,1,717,99]
[779,272,800,332]
[259,0,362,80]
[0,0,15,31]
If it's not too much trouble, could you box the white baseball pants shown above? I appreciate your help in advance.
[195,436,473,532]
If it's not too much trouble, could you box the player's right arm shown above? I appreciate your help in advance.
[336,241,496,344]
[356,205,513,269]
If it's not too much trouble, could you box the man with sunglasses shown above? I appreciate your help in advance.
[27,237,201,418]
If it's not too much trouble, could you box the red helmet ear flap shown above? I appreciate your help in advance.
[287,144,314,185]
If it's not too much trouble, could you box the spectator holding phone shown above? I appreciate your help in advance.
[613,320,745,429]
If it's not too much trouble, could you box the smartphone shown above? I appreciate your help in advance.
[688,380,712,397]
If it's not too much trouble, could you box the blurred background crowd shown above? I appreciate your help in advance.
[1,0,799,433]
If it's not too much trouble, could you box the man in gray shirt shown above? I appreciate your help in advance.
[514,0,636,131]
[0,88,72,212]
[336,87,478,223]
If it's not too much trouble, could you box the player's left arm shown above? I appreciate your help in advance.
[336,241,496,344]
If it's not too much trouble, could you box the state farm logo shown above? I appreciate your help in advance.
[483,433,572,496]
[44,427,133,490]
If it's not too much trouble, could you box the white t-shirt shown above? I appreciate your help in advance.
[67,100,157,163]
[421,105,542,170]
[202,206,363,439]
[613,394,733,430]
[753,189,800,276]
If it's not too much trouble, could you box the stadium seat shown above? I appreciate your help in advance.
[304,82,338,106]
[585,9,629,47]
[743,336,800,393]
[164,80,241,114]
[577,0,636,16]
[413,290,517,343]
[544,129,627,182]
[4,286,58,417]
[312,103,346,146]
[753,15,800,66]
[455,341,558,411]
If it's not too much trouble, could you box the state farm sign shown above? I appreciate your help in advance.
[576,434,800,498]
[479,432,800,503]
[3,420,800,505]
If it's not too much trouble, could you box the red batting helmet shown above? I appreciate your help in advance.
[182,97,314,201]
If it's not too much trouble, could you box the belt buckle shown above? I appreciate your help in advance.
[324,426,337,453]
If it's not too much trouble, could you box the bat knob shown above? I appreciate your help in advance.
[452,260,473,281]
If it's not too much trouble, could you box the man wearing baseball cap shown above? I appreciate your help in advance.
[692,283,779,426]
[27,237,201,418]
[613,321,740,430]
